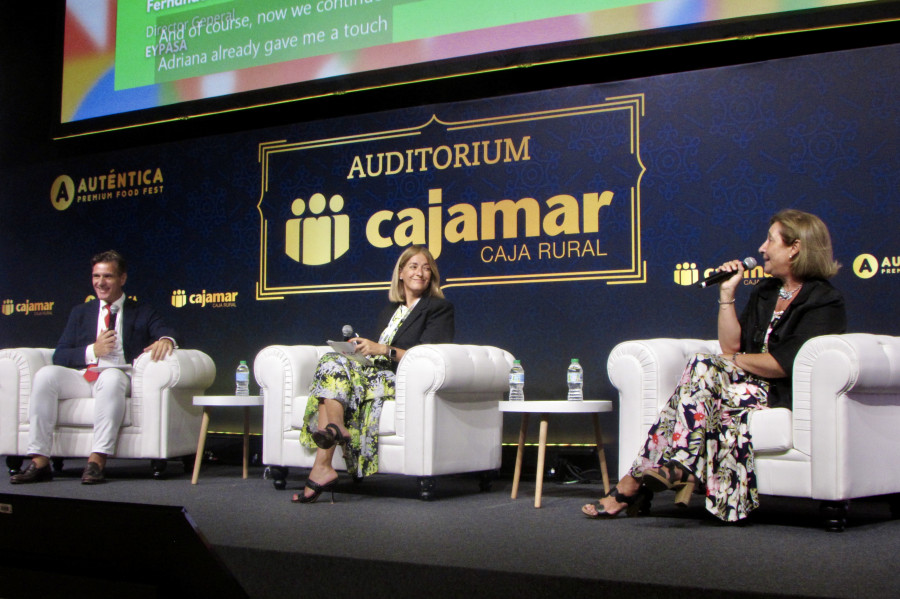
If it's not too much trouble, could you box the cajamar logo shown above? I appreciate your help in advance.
[172,289,239,308]
[674,261,767,286]
[2,298,55,316]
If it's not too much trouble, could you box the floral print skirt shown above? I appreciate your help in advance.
[631,353,770,522]
[300,352,395,478]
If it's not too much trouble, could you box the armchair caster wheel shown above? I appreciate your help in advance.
[820,500,849,532]
[151,459,168,479]
[181,455,196,473]
[418,476,436,501]
[478,470,498,492]
[265,466,288,490]
[51,458,64,473]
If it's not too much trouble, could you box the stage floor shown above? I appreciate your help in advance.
[3,458,900,598]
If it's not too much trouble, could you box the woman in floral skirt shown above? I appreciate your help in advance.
[583,210,846,521]
[293,245,454,503]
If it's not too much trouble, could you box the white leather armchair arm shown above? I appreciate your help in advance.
[792,334,900,499]
[254,344,329,467]
[607,338,720,478]
[395,344,514,475]
[0,348,54,455]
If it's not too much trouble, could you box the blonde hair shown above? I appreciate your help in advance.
[771,209,841,280]
[388,245,444,303]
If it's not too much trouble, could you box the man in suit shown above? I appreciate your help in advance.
[10,250,178,485]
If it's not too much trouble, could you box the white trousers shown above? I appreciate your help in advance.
[27,365,131,457]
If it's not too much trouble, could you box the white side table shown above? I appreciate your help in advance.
[499,400,613,508]
[191,395,264,484]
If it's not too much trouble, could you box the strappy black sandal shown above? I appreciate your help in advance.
[311,424,349,450]
[292,478,337,504]
[582,486,648,519]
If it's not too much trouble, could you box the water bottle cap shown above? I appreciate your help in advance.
[571,358,579,363]
[513,359,521,364]
[240,360,247,365]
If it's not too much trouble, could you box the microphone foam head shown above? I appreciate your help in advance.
[743,257,758,269]
[341,324,355,338]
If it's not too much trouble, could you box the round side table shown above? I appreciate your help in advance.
[191,395,263,484]
[499,400,613,508]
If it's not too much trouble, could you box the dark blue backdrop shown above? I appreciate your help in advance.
[2,44,898,440]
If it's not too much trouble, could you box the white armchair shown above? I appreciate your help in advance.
[0,347,216,477]
[254,344,514,499]
[607,334,900,531]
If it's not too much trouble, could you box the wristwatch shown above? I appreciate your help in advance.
[388,347,397,360]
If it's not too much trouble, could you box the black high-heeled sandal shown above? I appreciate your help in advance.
[311,424,349,450]
[642,461,696,507]
[292,478,337,504]
[582,486,648,519]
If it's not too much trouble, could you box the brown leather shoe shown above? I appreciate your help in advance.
[9,462,53,484]
[81,461,106,484]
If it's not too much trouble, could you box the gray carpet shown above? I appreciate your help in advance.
[2,457,899,598]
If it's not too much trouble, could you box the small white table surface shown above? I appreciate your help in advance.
[499,400,613,508]
[191,395,263,484]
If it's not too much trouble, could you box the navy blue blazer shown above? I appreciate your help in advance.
[376,295,455,372]
[52,298,179,368]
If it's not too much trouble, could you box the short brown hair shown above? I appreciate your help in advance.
[388,246,444,303]
[771,210,840,280]
[91,250,127,274]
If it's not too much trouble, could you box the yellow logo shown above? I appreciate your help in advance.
[172,289,238,308]
[3,299,55,316]
[51,175,76,211]
[286,193,349,265]
[675,261,767,286]
[854,253,900,278]
[674,262,699,286]
[172,290,187,308]
[853,254,878,279]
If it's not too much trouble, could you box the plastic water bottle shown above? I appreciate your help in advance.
[508,359,525,401]
[567,358,583,401]
[235,360,250,396]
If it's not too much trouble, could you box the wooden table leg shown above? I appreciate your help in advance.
[534,414,549,508]
[511,413,529,499]
[191,407,211,485]
[592,413,610,494]
[242,406,251,479]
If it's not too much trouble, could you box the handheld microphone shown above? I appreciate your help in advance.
[108,304,120,331]
[342,324,358,341]
[697,257,758,288]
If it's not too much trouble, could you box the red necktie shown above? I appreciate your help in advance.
[84,303,110,382]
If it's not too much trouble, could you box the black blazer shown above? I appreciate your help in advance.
[739,278,846,408]
[376,295,455,371]
[52,298,180,368]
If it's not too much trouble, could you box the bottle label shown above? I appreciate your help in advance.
[567,372,582,384]
[236,372,249,382]
[509,372,524,385]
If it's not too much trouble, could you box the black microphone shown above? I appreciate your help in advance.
[108,304,120,331]
[697,257,758,288]
[342,324,358,341]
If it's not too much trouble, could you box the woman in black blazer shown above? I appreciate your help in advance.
[583,210,846,523]
[294,245,454,503]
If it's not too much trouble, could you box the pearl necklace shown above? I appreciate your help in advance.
[778,283,802,300]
